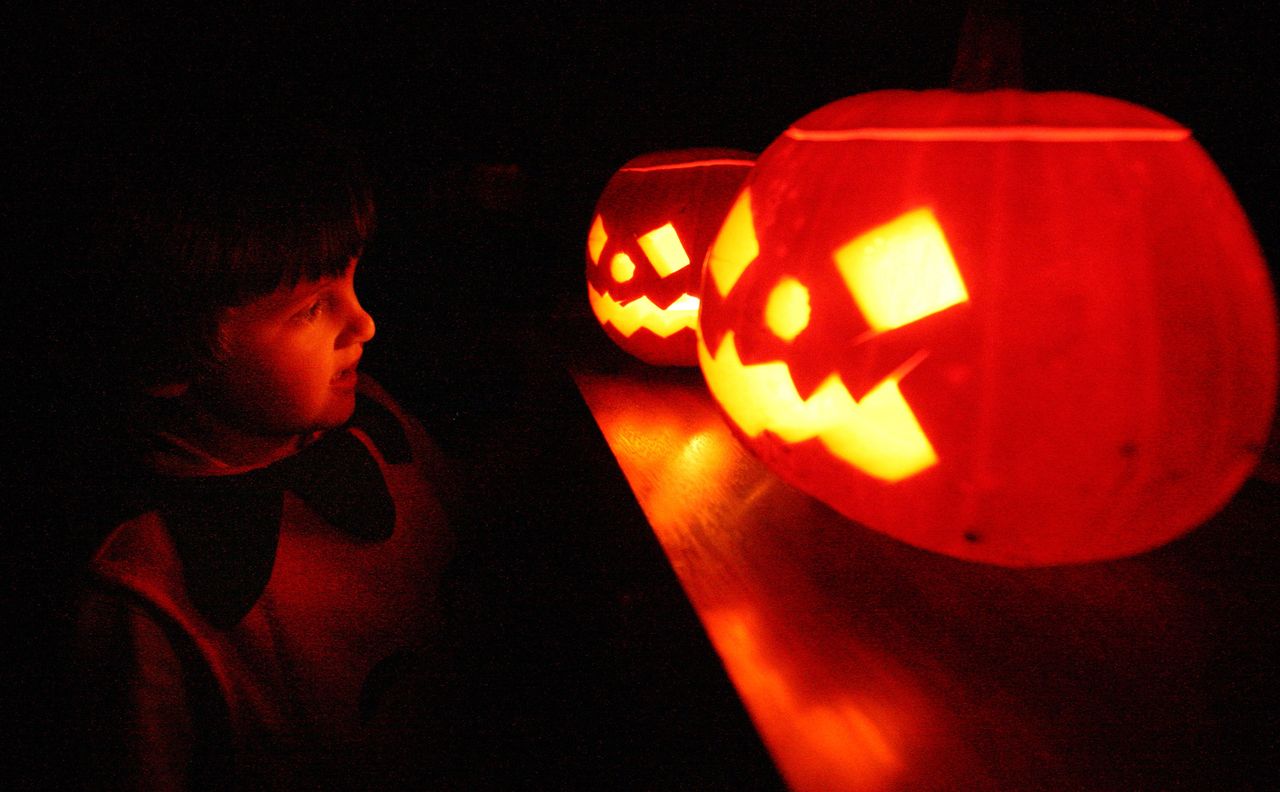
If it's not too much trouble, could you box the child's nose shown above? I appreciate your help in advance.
[343,295,376,346]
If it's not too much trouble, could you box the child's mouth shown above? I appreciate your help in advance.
[332,366,358,386]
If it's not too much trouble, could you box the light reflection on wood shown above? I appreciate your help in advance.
[572,364,1243,791]
[575,368,968,790]
[702,607,903,791]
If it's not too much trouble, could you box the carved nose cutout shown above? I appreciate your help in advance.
[765,278,810,341]
[611,252,636,283]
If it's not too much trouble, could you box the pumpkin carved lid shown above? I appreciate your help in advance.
[785,90,1189,139]
[615,148,756,171]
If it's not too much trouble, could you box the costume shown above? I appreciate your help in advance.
[74,376,454,790]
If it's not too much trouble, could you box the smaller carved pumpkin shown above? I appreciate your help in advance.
[587,149,755,365]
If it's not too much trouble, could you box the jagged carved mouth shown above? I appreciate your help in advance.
[588,285,700,338]
[697,332,937,482]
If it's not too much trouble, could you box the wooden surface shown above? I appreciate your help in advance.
[572,361,1278,792]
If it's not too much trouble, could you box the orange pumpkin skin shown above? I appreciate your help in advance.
[697,90,1277,566]
[587,148,754,365]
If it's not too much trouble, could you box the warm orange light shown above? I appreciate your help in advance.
[707,189,759,298]
[696,89,1277,564]
[764,278,811,341]
[588,284,700,338]
[587,214,608,265]
[835,208,968,332]
[637,222,692,277]
[706,610,901,791]
[610,252,636,283]
[698,333,937,481]
[642,428,740,538]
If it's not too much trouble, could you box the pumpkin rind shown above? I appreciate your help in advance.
[697,90,1277,566]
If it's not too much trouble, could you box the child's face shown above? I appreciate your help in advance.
[195,259,376,438]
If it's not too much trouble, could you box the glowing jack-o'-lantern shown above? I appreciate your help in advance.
[587,149,754,365]
[697,90,1277,566]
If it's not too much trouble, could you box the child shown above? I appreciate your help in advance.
[70,115,456,790]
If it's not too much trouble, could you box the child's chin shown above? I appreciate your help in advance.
[312,391,358,430]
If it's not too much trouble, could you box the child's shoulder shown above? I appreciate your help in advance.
[83,506,192,623]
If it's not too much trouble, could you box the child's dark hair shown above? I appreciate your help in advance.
[92,112,377,392]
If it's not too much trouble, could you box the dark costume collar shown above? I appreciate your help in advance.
[153,393,409,628]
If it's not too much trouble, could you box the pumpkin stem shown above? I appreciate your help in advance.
[950,0,1025,91]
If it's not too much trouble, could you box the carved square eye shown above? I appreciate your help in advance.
[637,222,691,277]
[835,208,968,331]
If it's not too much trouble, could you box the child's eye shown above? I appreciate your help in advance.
[293,294,332,323]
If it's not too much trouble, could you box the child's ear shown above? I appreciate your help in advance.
[145,381,190,398]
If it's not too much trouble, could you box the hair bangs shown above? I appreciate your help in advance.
[217,173,377,305]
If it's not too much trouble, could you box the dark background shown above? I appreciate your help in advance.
[8,2,1279,788]
[14,1,1279,355]
[17,1,1274,448]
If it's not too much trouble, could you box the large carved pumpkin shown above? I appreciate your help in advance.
[697,89,1277,566]
[587,149,754,365]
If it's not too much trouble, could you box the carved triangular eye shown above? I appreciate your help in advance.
[637,222,691,277]
[835,208,968,331]
[587,214,608,266]
[707,189,758,298]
